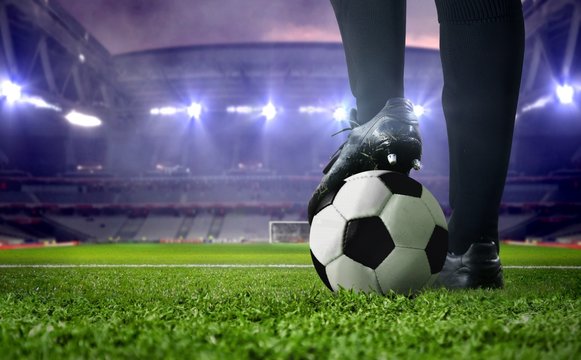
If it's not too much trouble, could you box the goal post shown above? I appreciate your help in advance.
[269,221,310,243]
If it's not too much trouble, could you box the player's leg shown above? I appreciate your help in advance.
[330,0,406,123]
[435,0,525,288]
[308,0,422,223]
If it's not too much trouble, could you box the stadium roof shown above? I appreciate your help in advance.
[113,43,443,116]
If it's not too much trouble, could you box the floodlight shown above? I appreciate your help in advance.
[150,108,160,115]
[159,107,178,115]
[1,81,21,103]
[413,104,425,117]
[333,107,347,121]
[299,106,326,114]
[556,84,574,105]
[262,102,277,120]
[227,105,253,114]
[65,110,102,127]
[187,102,202,120]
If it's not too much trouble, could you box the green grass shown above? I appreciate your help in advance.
[1,242,580,265]
[0,244,580,359]
[0,243,310,265]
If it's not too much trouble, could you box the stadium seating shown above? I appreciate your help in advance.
[46,215,126,240]
[134,215,184,241]
[0,223,32,242]
[118,190,181,204]
[498,214,538,239]
[501,184,556,204]
[547,187,581,203]
[35,192,116,204]
[186,213,214,241]
[219,212,270,242]
[0,191,35,204]
[1,174,579,243]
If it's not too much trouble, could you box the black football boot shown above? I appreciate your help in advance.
[434,241,504,289]
[307,97,422,224]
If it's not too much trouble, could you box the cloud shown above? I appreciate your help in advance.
[56,0,439,54]
[406,34,439,49]
[262,23,340,43]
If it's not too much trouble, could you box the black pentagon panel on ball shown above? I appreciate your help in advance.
[343,216,395,269]
[310,250,333,291]
[379,172,422,198]
[425,225,448,274]
[313,183,344,217]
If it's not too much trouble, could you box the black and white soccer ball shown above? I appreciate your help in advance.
[309,170,448,295]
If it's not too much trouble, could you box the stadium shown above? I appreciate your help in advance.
[0,0,580,358]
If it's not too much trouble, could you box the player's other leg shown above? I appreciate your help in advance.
[308,0,422,224]
[435,0,525,289]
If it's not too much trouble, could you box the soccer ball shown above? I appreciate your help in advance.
[309,170,448,295]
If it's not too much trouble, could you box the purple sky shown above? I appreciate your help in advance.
[56,0,440,55]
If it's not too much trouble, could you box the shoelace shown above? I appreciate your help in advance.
[328,110,360,160]
[330,120,360,137]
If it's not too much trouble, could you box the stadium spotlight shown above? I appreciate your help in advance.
[0,80,22,103]
[65,110,102,127]
[150,108,160,115]
[187,102,203,120]
[413,104,425,118]
[299,106,326,114]
[261,102,277,120]
[159,107,178,116]
[333,107,347,121]
[556,84,574,105]
[227,105,253,114]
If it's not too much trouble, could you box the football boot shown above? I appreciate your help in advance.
[434,241,504,289]
[308,97,422,224]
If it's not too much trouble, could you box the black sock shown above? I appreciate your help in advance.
[330,0,406,124]
[435,0,525,254]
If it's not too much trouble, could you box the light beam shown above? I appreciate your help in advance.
[65,110,102,127]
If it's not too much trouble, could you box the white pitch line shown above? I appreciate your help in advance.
[504,265,581,269]
[0,264,580,269]
[0,264,312,268]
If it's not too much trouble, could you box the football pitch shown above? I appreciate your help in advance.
[0,244,580,359]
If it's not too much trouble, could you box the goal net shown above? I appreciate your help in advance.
[269,221,310,243]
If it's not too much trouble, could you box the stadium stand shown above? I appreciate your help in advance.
[0,223,32,242]
[0,191,34,204]
[501,184,557,204]
[134,215,184,241]
[186,213,214,241]
[546,223,581,243]
[498,214,538,239]
[35,191,116,204]
[219,212,270,242]
[281,212,307,221]
[0,173,579,243]
[119,190,182,204]
[547,187,581,203]
[116,217,147,241]
[46,215,126,241]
